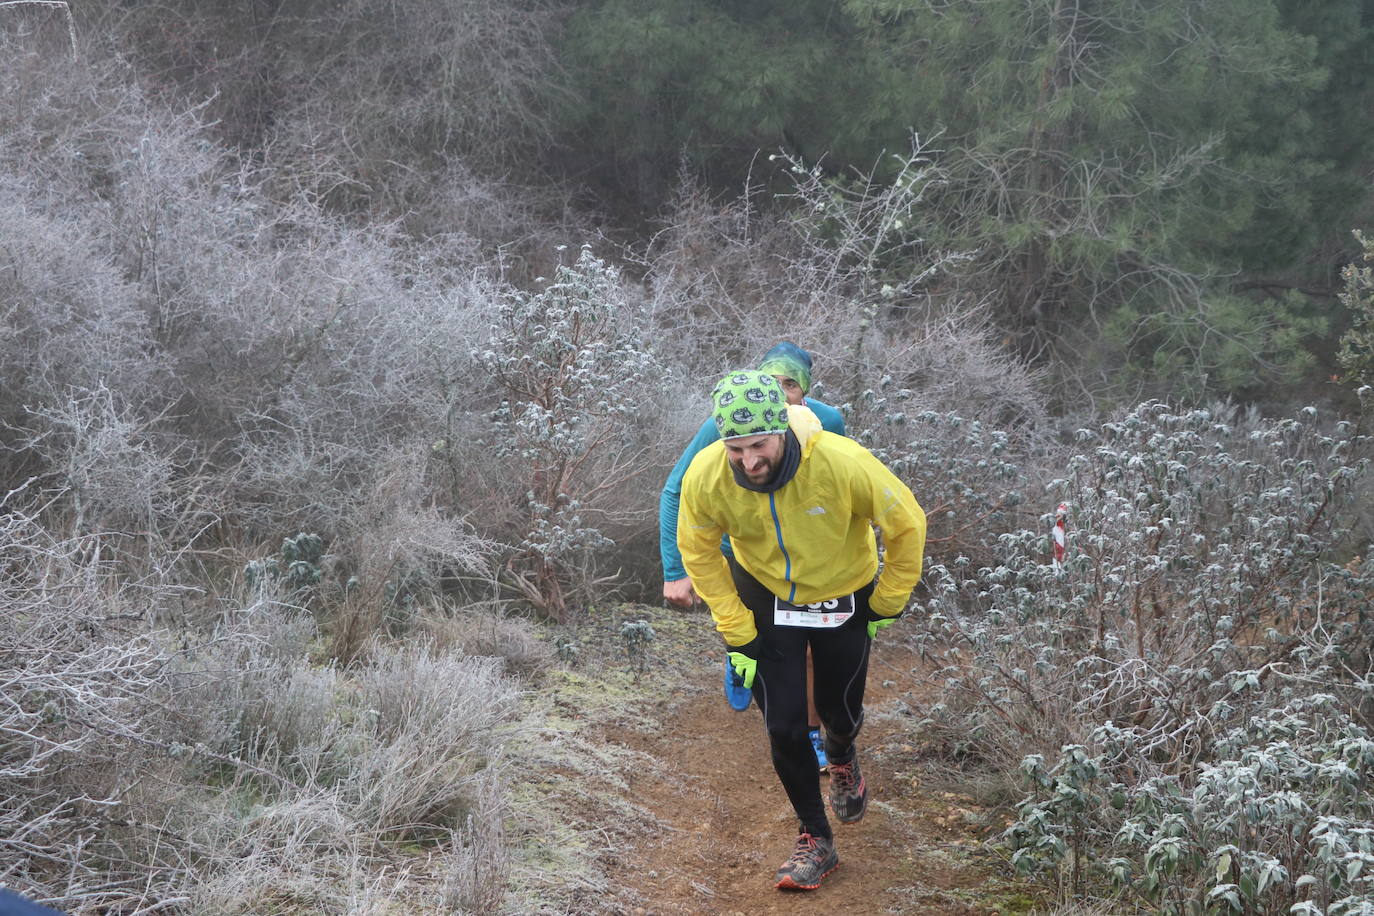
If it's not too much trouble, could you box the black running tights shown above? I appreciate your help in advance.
[729,559,873,840]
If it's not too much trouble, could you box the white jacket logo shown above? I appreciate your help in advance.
[806,505,826,515]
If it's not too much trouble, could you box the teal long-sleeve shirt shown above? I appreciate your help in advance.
[658,396,845,582]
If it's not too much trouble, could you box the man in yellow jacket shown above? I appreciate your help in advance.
[678,370,926,891]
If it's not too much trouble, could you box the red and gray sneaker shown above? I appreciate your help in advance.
[828,755,868,823]
[773,831,839,890]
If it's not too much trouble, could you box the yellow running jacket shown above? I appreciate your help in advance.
[678,404,926,647]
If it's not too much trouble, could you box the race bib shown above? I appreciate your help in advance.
[773,594,855,628]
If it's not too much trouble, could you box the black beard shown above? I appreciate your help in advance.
[729,431,801,493]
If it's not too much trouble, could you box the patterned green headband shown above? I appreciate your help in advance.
[711,371,789,440]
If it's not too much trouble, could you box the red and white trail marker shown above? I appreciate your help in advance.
[1052,502,1069,568]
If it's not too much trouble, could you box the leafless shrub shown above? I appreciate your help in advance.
[0,191,230,576]
[636,143,1026,417]
[265,0,569,205]
[635,170,816,375]
[125,201,480,556]
[0,490,180,910]
[823,315,1053,570]
[0,33,234,572]
[440,776,510,915]
[0,27,222,343]
[829,307,1050,433]
[0,59,461,493]
[318,446,497,663]
[153,206,420,459]
[0,29,157,201]
[0,1,76,57]
[102,0,572,215]
[346,447,495,593]
[391,162,590,280]
[0,200,164,447]
[413,602,554,680]
[351,646,516,839]
[13,385,176,537]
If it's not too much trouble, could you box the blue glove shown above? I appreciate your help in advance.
[726,636,761,689]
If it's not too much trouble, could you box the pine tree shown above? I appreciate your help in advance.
[558,0,913,205]
[842,0,1349,399]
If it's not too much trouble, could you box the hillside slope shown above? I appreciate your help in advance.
[509,604,1036,914]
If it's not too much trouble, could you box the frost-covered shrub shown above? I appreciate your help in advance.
[636,175,799,373]
[911,400,1374,910]
[414,602,555,679]
[836,317,1049,433]
[472,246,663,619]
[107,0,565,211]
[352,646,516,837]
[13,384,178,543]
[1011,699,1374,914]
[167,614,518,912]
[810,382,1050,571]
[1,49,494,545]
[0,200,169,507]
[0,493,178,909]
[639,144,945,370]
[847,405,1041,568]
[0,203,161,411]
[182,216,470,512]
[164,200,500,596]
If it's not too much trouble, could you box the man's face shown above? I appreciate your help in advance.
[724,433,786,485]
[772,375,805,406]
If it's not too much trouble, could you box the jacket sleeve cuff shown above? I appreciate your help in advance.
[726,636,761,658]
[868,587,911,618]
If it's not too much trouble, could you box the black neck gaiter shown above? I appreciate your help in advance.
[731,429,801,493]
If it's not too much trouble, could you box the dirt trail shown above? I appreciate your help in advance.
[602,637,1018,915]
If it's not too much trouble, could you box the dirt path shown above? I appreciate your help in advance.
[599,635,1023,915]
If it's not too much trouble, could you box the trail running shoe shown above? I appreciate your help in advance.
[724,656,752,711]
[809,728,829,771]
[773,832,839,890]
[828,755,868,823]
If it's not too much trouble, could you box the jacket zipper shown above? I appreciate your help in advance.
[768,492,797,603]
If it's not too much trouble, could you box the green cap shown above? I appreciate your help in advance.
[711,371,789,440]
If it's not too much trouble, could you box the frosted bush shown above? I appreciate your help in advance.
[911,400,1374,911]
[0,493,178,909]
[473,246,663,619]
[353,646,516,829]
[799,400,1046,575]
[170,621,519,911]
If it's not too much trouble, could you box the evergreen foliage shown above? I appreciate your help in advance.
[1340,230,1374,388]
[559,0,1374,402]
[1265,0,1374,269]
[845,0,1347,398]
[559,0,911,203]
